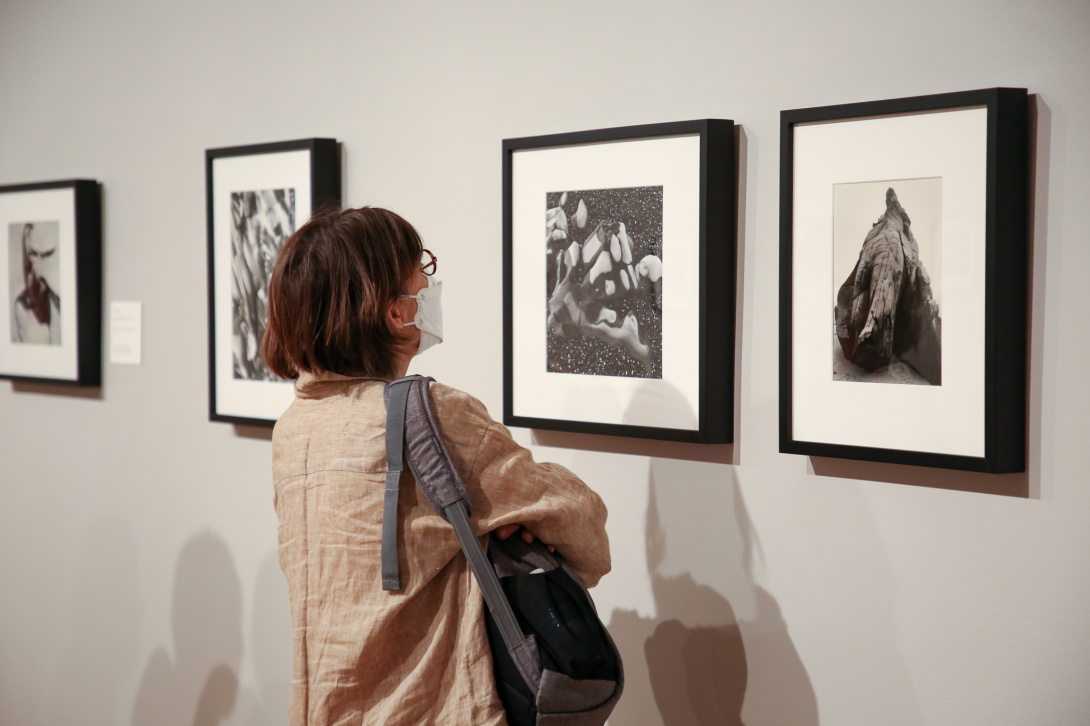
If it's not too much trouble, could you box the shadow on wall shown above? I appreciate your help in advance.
[604,384,818,726]
[239,551,293,726]
[130,531,243,726]
[1026,93,1050,500]
[51,516,142,726]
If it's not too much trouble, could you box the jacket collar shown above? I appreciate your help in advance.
[294,370,386,399]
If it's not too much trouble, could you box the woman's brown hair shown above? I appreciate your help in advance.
[262,206,423,380]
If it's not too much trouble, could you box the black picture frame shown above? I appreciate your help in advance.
[0,179,101,386]
[779,88,1029,472]
[503,120,735,443]
[206,138,340,426]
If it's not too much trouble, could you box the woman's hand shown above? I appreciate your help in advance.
[494,524,555,553]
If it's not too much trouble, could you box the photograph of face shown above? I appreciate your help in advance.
[832,178,943,385]
[230,188,295,381]
[545,185,663,379]
[9,221,61,346]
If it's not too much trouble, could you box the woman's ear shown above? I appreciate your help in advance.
[387,297,418,340]
[387,297,407,330]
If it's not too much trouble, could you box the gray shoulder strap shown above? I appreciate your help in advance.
[383,376,534,685]
[382,374,465,591]
[381,378,413,591]
[385,375,472,519]
[445,500,532,672]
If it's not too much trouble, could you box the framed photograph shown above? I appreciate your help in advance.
[206,138,340,425]
[780,88,1029,472]
[504,120,735,443]
[0,179,101,386]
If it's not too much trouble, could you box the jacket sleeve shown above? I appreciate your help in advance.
[467,421,611,588]
[429,384,611,588]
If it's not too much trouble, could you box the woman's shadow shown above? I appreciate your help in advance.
[130,531,243,726]
[601,384,819,725]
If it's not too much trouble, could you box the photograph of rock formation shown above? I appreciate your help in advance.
[832,180,942,386]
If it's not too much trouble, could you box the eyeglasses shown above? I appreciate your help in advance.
[421,248,437,276]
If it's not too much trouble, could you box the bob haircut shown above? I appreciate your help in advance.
[262,206,423,380]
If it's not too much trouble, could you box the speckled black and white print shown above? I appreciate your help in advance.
[545,186,663,379]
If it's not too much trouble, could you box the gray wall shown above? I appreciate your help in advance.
[2,1,1088,724]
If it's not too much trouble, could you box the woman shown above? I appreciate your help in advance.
[262,206,611,726]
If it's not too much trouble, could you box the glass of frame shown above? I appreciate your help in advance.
[206,138,340,425]
[0,179,101,386]
[504,120,735,443]
[779,88,1029,472]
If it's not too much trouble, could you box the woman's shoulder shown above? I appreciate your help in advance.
[424,382,506,474]
[427,382,497,433]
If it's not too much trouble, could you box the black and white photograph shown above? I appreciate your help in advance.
[206,138,340,425]
[0,179,101,386]
[545,186,663,379]
[230,188,295,381]
[9,221,62,346]
[832,178,942,386]
[504,119,735,442]
[780,88,1028,472]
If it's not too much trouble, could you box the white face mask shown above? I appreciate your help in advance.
[401,276,443,354]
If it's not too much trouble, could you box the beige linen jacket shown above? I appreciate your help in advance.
[273,372,611,726]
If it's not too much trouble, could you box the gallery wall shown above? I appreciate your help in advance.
[1,1,1088,724]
